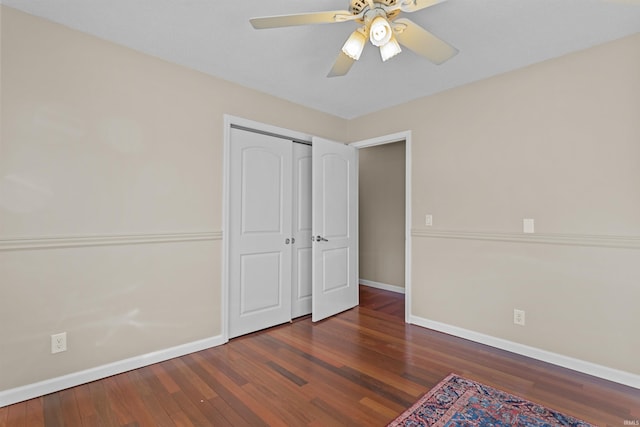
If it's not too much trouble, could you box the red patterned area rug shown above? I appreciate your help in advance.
[388,374,595,427]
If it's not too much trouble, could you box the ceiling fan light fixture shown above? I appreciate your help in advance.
[380,36,402,61]
[369,16,392,47]
[341,29,367,60]
[251,0,460,77]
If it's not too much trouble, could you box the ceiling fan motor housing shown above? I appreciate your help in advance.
[350,0,401,21]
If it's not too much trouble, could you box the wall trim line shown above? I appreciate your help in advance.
[0,335,227,408]
[411,229,640,250]
[0,231,222,251]
[408,315,640,390]
[360,279,405,294]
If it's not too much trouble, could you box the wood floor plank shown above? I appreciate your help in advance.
[186,352,276,427]
[309,394,382,426]
[207,395,253,427]
[86,379,120,427]
[170,390,224,426]
[148,363,181,395]
[58,388,83,427]
[72,384,96,422]
[198,348,249,387]
[24,398,44,427]
[265,360,308,386]
[248,337,400,418]
[168,357,218,401]
[222,343,320,425]
[4,286,639,426]
[122,369,176,427]
[4,401,25,427]
[42,391,65,427]
[159,359,229,426]
[245,339,409,425]
[135,367,190,425]
[359,396,402,420]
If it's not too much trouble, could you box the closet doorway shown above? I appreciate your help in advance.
[224,117,358,339]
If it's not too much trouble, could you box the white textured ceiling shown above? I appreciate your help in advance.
[3,0,640,119]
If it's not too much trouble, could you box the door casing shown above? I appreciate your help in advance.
[349,131,412,323]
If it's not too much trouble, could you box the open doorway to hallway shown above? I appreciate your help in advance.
[358,140,406,296]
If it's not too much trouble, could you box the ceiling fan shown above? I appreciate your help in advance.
[250,0,459,77]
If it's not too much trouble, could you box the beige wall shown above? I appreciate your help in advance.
[358,141,405,288]
[348,33,640,375]
[0,6,347,392]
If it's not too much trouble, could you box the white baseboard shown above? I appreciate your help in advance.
[409,315,640,390]
[0,335,227,408]
[360,279,405,294]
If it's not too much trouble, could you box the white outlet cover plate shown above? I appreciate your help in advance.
[51,332,67,354]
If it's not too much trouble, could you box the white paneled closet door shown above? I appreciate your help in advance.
[291,143,313,318]
[311,137,358,322]
[228,128,293,338]
[228,127,356,337]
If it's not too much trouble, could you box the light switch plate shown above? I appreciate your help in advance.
[523,218,535,234]
[425,214,433,226]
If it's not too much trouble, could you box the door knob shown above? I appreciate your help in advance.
[285,238,291,244]
[315,235,328,242]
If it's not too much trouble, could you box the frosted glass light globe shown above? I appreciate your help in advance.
[369,16,392,47]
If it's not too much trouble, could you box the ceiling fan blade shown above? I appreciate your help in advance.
[398,0,446,13]
[327,51,356,77]
[250,10,356,29]
[393,18,458,64]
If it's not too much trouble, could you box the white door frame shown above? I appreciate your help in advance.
[222,115,313,342]
[349,131,412,323]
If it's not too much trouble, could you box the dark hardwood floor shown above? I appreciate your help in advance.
[2,286,639,426]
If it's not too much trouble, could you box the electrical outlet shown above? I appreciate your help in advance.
[513,309,526,326]
[51,332,67,354]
